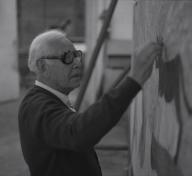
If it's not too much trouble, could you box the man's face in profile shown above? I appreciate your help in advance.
[46,40,83,94]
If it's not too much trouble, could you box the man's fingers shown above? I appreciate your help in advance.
[148,44,163,59]
[149,43,163,54]
[139,43,162,59]
[151,48,162,58]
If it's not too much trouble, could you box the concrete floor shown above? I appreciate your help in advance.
[0,89,129,176]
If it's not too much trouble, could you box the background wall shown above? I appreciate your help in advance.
[130,0,192,176]
[0,0,19,101]
[83,0,134,109]
[17,0,85,88]
[18,0,85,51]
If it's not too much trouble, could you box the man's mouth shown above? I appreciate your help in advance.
[72,73,82,78]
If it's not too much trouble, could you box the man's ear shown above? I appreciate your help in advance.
[36,59,47,73]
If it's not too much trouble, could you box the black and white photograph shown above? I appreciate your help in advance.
[0,0,191,176]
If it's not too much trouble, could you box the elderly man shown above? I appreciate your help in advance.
[18,30,161,176]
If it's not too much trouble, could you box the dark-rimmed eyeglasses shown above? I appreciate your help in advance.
[40,50,83,65]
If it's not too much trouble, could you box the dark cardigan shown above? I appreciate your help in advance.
[18,77,141,176]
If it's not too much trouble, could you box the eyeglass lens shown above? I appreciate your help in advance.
[62,50,82,64]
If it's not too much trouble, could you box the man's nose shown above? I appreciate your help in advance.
[73,57,82,68]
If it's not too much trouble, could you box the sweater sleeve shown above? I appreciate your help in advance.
[26,77,141,151]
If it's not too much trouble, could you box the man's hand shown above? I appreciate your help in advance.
[129,42,162,86]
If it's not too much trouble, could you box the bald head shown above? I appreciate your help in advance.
[28,30,74,73]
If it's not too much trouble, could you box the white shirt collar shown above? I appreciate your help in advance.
[35,80,76,112]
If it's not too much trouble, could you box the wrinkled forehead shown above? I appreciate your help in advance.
[30,30,75,57]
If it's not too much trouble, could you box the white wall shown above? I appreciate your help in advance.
[0,0,19,101]
[83,0,134,110]
[80,0,106,110]
[111,0,134,40]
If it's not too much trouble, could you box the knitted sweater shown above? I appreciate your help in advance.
[18,77,141,176]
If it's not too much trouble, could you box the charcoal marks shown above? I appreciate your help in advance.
[156,54,182,162]
[157,55,180,103]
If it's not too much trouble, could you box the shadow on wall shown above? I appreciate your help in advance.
[156,52,182,163]
[149,44,192,176]
[156,45,192,161]
[149,51,189,176]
